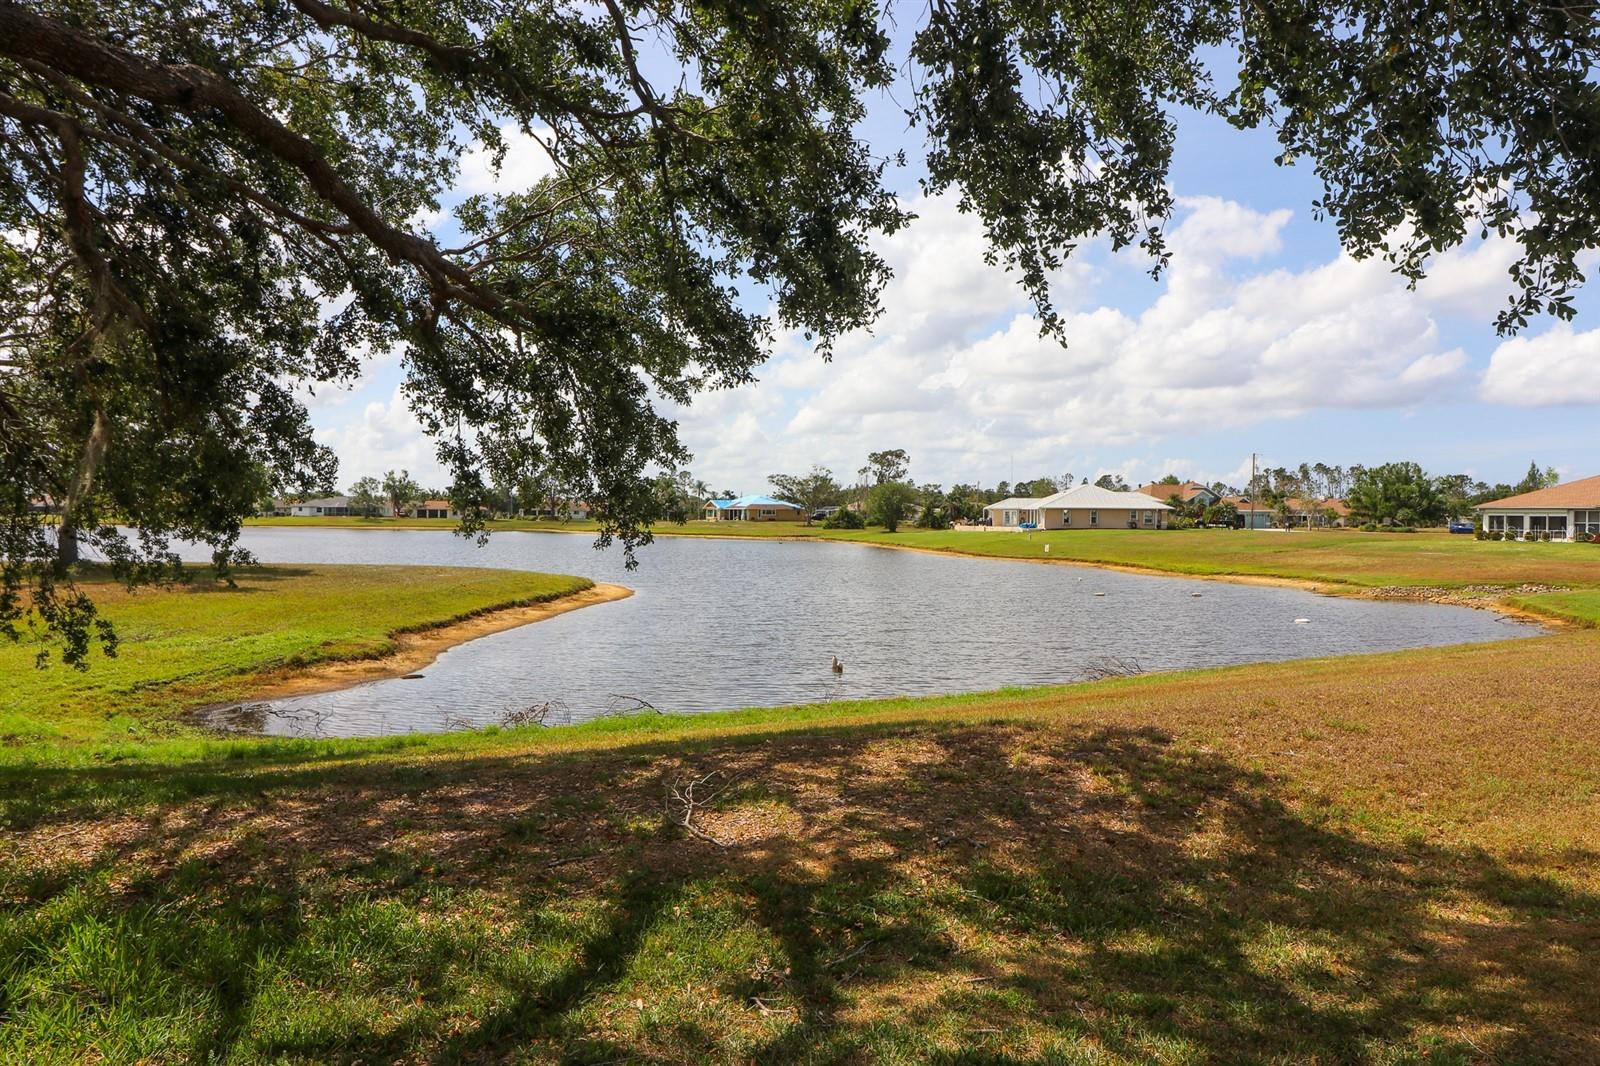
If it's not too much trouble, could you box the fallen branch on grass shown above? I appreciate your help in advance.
[663,768,741,848]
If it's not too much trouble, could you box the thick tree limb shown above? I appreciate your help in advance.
[0,2,503,316]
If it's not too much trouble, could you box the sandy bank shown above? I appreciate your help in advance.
[212,582,633,706]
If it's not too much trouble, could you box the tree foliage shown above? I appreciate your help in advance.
[769,466,844,522]
[1347,463,1448,527]
[348,477,384,518]
[4,0,1598,661]
[867,482,918,533]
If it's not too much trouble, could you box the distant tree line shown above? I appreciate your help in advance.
[279,455,1565,534]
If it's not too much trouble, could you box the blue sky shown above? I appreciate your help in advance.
[304,51,1600,496]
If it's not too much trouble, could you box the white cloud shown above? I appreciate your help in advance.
[457,123,559,195]
[316,383,449,487]
[671,194,1472,490]
[1480,324,1600,406]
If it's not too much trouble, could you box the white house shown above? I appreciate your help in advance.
[1475,474,1600,541]
[287,495,353,517]
[985,484,1174,530]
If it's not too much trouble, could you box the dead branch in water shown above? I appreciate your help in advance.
[664,768,741,848]
[1080,655,1144,681]
[606,693,663,717]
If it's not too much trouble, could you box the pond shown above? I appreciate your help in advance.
[187,529,1541,737]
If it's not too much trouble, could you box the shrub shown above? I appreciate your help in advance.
[823,506,864,530]
[1168,516,1197,530]
[1360,523,1379,532]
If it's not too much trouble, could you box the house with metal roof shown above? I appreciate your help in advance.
[702,494,805,522]
[984,484,1174,530]
[1475,474,1600,541]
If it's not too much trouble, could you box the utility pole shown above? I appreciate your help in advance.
[1250,452,1258,530]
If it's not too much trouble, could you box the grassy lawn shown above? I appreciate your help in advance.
[3,629,1598,1062]
[5,540,1599,1061]
[0,565,592,747]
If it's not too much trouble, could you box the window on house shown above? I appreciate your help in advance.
[1507,515,1525,534]
[1530,515,1547,532]
[1142,510,1154,525]
[1090,509,1099,527]
[1549,515,1568,535]
[759,509,776,517]
[1488,515,1505,532]
[1063,510,1071,525]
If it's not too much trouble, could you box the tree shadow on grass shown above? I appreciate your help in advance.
[2,721,1597,1063]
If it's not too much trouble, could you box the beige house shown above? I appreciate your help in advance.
[1475,474,1600,541]
[410,499,459,519]
[985,484,1173,530]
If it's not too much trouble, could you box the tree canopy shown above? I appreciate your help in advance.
[4,0,1599,661]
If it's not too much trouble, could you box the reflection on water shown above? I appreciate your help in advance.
[183,529,1542,738]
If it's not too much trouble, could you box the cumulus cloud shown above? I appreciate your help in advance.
[670,193,1475,490]
[316,383,449,487]
[1480,324,1600,406]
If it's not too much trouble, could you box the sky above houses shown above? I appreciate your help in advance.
[305,50,1600,496]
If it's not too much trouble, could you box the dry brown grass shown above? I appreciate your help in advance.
[5,631,1599,1061]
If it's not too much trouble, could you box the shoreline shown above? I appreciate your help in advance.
[506,524,1572,627]
[198,582,633,710]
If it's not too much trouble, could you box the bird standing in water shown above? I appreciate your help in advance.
[831,656,844,674]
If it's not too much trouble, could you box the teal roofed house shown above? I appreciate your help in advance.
[702,495,806,522]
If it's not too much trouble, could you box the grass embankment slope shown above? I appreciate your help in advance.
[0,565,593,746]
[1,531,1598,1059]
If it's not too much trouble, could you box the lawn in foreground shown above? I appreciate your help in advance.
[3,630,1597,1062]
[0,565,591,746]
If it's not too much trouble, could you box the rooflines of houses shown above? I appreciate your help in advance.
[986,485,1174,511]
[707,495,801,509]
[1134,480,1214,502]
[1475,474,1600,511]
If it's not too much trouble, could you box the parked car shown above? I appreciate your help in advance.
[1447,520,1475,534]
[811,506,840,522]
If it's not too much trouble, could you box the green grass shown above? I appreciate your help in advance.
[4,630,1599,1062]
[5,540,1599,1060]
[0,565,591,746]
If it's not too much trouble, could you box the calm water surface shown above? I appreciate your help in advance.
[184,529,1540,737]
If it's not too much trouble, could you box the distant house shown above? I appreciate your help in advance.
[1475,474,1600,541]
[1135,481,1220,507]
[287,495,353,517]
[410,499,459,520]
[702,494,805,522]
[984,484,1173,530]
[1220,497,1276,529]
[1221,495,1349,528]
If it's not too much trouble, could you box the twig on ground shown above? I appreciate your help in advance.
[822,939,876,971]
[664,767,741,847]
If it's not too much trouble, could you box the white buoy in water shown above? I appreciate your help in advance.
[1293,617,1311,624]
[1094,592,1106,597]
[1191,592,1202,597]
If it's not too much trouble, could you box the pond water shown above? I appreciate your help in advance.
[184,529,1540,737]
